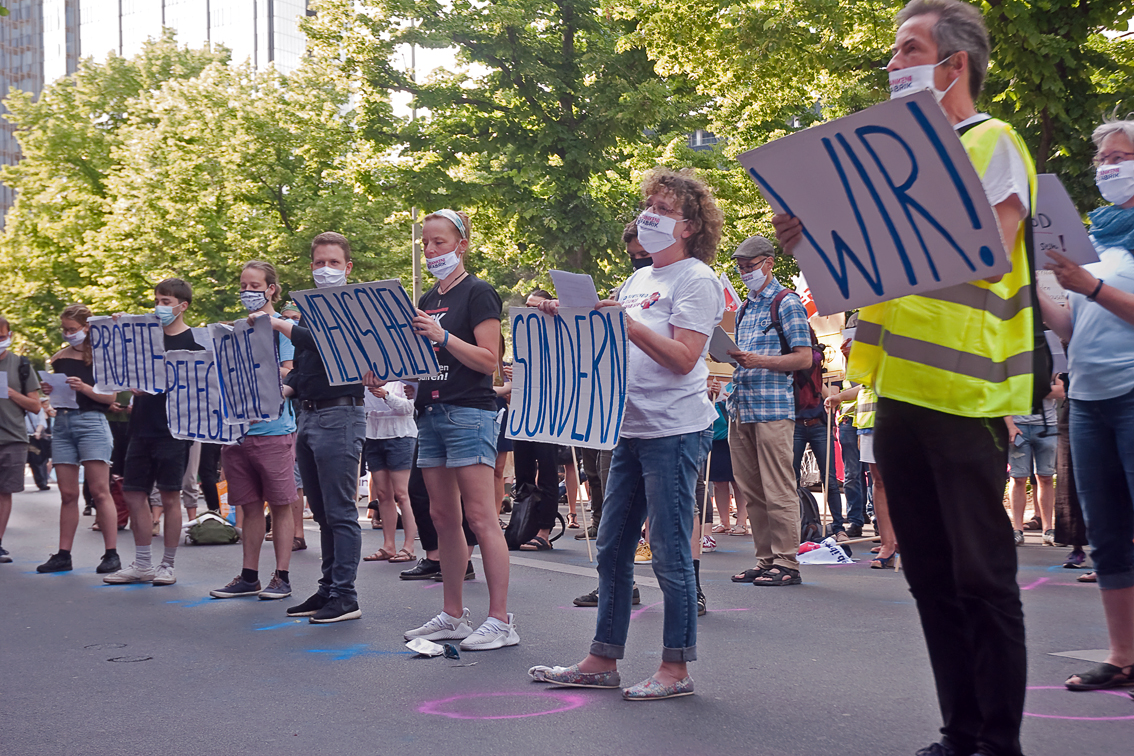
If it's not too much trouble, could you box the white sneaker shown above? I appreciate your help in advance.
[103,562,156,584]
[152,563,176,585]
[460,613,520,651]
[404,608,474,641]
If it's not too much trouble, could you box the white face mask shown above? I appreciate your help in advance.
[426,248,462,280]
[889,57,957,103]
[636,211,683,255]
[64,331,87,347]
[240,290,269,312]
[0,337,10,354]
[312,266,347,289]
[739,264,768,295]
[1096,161,1134,206]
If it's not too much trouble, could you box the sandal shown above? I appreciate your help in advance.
[292,537,307,551]
[265,531,274,542]
[870,553,898,569]
[1078,571,1097,583]
[870,545,882,554]
[727,525,750,536]
[711,524,730,534]
[567,513,580,529]
[1065,662,1134,691]
[520,536,553,551]
[388,547,416,563]
[731,567,767,583]
[363,548,395,562]
[753,566,802,586]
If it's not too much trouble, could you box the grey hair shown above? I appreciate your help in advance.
[896,0,990,101]
[1091,118,1134,151]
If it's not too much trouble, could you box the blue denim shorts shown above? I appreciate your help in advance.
[364,435,416,472]
[1009,424,1057,478]
[52,409,114,466]
[416,404,499,468]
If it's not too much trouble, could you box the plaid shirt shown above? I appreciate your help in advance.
[728,278,811,423]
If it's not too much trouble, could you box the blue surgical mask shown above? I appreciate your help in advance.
[155,305,180,326]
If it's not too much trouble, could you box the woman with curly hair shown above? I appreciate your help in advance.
[529,168,724,700]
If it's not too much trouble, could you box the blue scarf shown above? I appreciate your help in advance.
[1088,204,1134,251]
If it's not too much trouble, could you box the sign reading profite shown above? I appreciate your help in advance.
[88,314,167,394]
[164,349,244,444]
[738,91,1007,315]
[506,307,628,450]
[291,280,440,386]
[210,315,283,426]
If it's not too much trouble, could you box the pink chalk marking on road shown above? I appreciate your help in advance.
[629,601,663,620]
[1023,686,1134,721]
[418,691,588,720]
[1020,577,1050,591]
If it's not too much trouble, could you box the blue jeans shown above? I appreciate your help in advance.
[592,428,712,663]
[793,421,844,531]
[296,405,366,602]
[838,421,865,527]
[1070,388,1134,591]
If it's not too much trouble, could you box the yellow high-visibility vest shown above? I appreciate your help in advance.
[854,386,877,430]
[847,118,1037,418]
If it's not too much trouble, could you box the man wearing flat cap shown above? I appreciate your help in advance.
[724,236,814,586]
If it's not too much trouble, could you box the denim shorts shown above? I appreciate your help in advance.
[52,409,114,466]
[416,403,499,468]
[364,436,416,472]
[1009,424,1057,478]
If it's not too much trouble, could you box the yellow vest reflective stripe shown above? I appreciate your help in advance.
[847,118,1037,419]
[854,386,877,429]
[837,399,857,424]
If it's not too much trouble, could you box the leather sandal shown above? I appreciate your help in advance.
[1066,662,1134,691]
[520,536,553,551]
[752,566,802,586]
[731,567,767,583]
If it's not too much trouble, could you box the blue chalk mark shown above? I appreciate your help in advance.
[306,644,416,661]
[255,621,304,631]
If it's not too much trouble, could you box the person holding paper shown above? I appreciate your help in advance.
[529,167,723,700]
[1038,118,1134,694]
[104,280,204,588]
[402,208,517,651]
[0,316,43,566]
[775,3,1037,755]
[359,380,419,564]
[36,305,119,575]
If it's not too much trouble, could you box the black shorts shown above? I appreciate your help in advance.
[122,436,191,493]
[708,439,734,482]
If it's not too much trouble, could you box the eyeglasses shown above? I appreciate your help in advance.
[1095,150,1134,167]
[736,259,769,273]
[644,203,687,220]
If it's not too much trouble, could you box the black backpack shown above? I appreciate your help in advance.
[798,486,822,543]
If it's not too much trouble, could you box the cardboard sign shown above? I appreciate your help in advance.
[738,91,1008,315]
[88,314,167,394]
[209,316,283,426]
[506,306,629,450]
[1033,174,1100,269]
[291,280,440,386]
[163,349,244,444]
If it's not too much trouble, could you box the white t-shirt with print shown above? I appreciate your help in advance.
[617,256,725,439]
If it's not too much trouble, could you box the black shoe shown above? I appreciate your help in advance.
[399,557,441,580]
[432,561,475,582]
[574,525,598,540]
[96,552,121,574]
[501,497,512,514]
[845,524,863,538]
[572,585,640,607]
[914,742,959,756]
[697,590,707,617]
[286,592,330,617]
[309,596,361,624]
[0,545,12,563]
[82,506,93,516]
[37,552,72,573]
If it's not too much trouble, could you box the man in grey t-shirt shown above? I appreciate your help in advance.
[1004,379,1064,546]
[0,316,44,563]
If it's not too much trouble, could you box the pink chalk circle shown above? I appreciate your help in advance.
[1024,685,1134,721]
[418,691,588,720]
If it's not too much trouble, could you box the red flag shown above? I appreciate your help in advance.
[792,274,818,318]
[720,272,741,312]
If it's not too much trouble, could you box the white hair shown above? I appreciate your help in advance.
[1092,118,1134,151]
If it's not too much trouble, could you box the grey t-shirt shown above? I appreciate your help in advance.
[0,351,40,445]
[1012,397,1057,427]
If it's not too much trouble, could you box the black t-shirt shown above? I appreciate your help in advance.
[416,274,502,412]
[131,328,203,439]
[286,325,365,403]
[52,357,106,413]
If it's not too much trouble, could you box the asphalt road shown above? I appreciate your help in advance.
[1,481,1129,756]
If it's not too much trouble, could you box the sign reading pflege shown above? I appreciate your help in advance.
[738,91,1007,315]
[88,314,167,394]
[210,315,283,426]
[506,307,628,450]
[164,349,244,444]
[291,280,440,386]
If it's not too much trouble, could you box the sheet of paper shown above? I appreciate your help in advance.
[708,326,739,365]
[1044,330,1067,375]
[0,372,7,399]
[1033,174,1100,270]
[841,327,857,342]
[38,371,79,409]
[550,270,600,309]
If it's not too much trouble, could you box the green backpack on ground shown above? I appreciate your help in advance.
[186,513,239,545]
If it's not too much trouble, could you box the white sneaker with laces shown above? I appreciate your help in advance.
[404,608,474,641]
[459,613,520,651]
[152,563,176,585]
[103,562,156,584]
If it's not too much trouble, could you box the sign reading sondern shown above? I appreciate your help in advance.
[738,90,1007,315]
[291,280,440,386]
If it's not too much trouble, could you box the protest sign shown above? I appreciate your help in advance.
[164,349,244,444]
[291,280,440,386]
[1033,174,1099,269]
[738,91,1007,315]
[210,316,283,426]
[506,306,628,450]
[88,314,167,394]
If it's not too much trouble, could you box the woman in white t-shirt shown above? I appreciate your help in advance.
[361,380,419,564]
[530,168,724,700]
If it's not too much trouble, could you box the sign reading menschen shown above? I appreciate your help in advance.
[291,280,440,386]
[88,314,167,394]
[505,306,628,451]
[210,315,283,426]
[164,349,244,444]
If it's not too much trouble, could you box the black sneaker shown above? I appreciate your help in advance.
[399,557,441,581]
[310,596,361,624]
[0,546,12,563]
[37,552,72,573]
[82,506,93,516]
[96,552,121,574]
[845,524,863,538]
[286,592,330,617]
[210,576,263,599]
[572,585,640,607]
[432,561,475,582]
[574,525,598,540]
[697,590,707,617]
